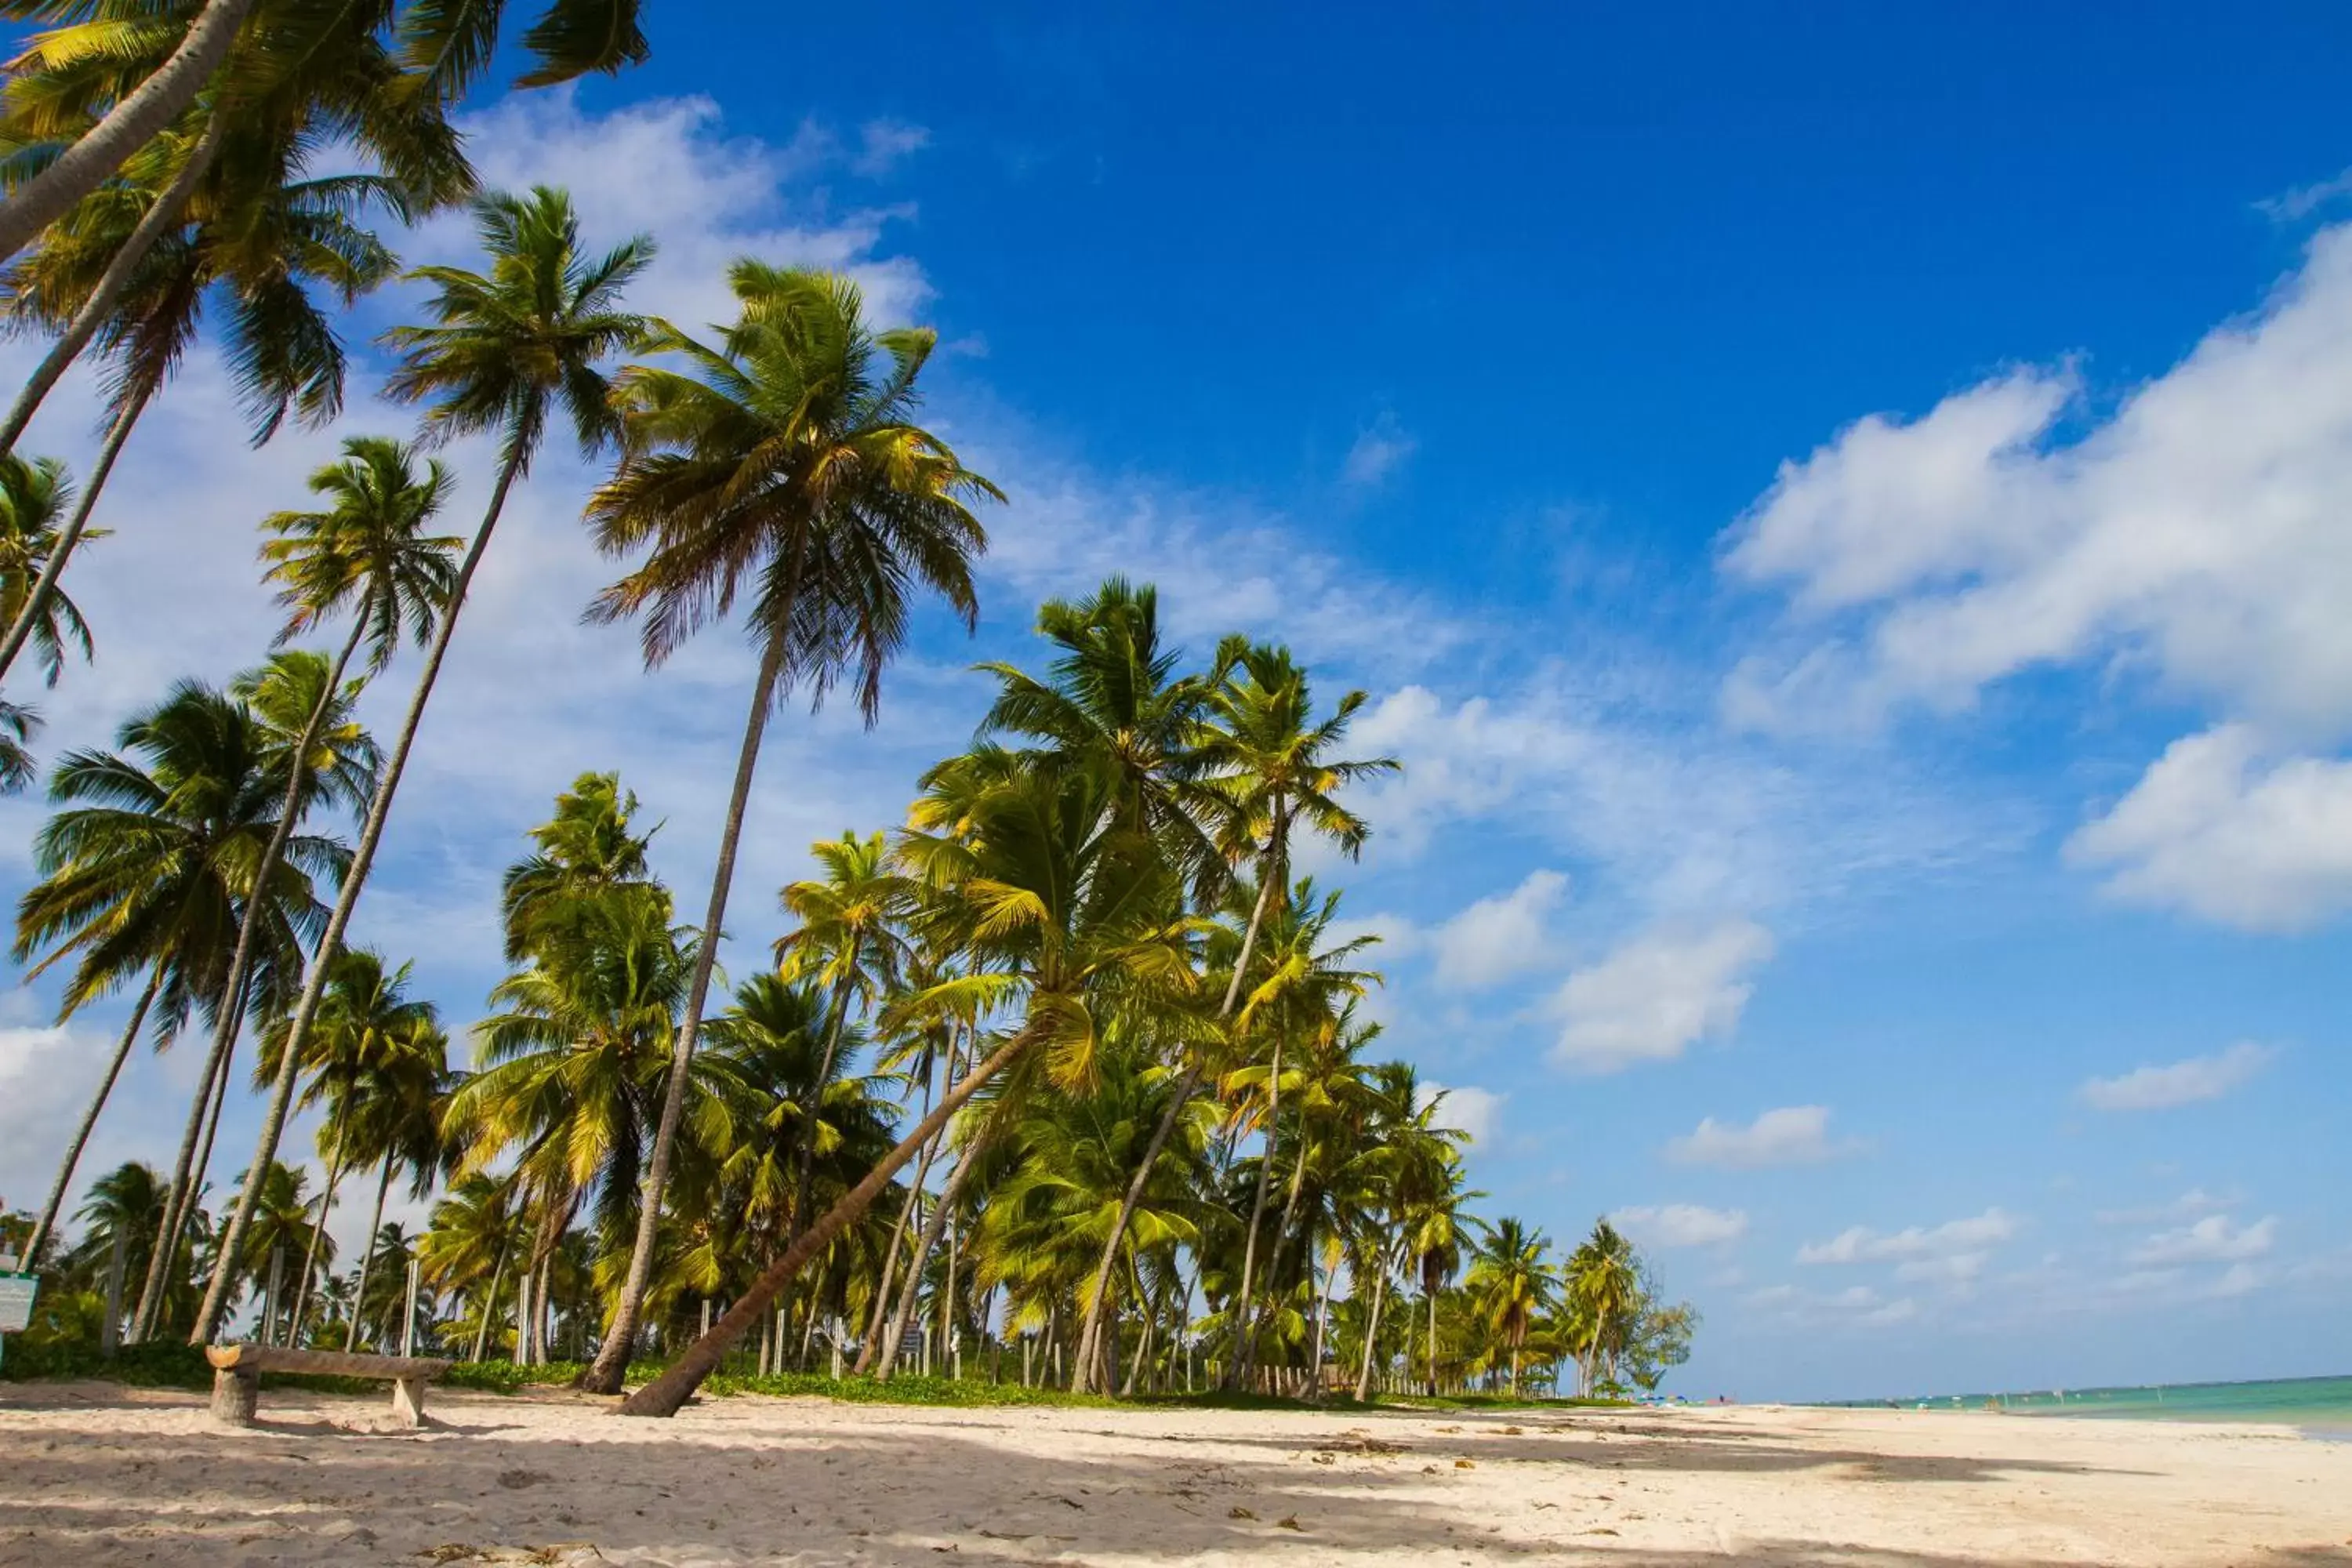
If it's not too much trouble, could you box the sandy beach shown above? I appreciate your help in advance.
[2,1383,2347,1566]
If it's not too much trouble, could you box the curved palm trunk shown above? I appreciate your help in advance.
[853,1031,954,1375]
[0,113,224,466]
[582,623,792,1395]
[285,1134,346,1344]
[1243,1105,1313,1384]
[192,442,528,1345]
[788,970,858,1242]
[1075,837,1283,1392]
[24,969,160,1267]
[0,0,258,267]
[470,1236,511,1363]
[0,390,146,687]
[620,1028,1029,1417]
[873,1107,995,1381]
[129,994,236,1341]
[346,1152,394,1351]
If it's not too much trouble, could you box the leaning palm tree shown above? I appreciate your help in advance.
[12,680,342,1302]
[0,0,644,268]
[576,263,999,1394]
[194,187,652,1342]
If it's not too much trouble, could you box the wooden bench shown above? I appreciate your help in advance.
[205,1343,455,1429]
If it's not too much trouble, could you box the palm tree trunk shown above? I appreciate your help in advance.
[129,1005,234,1341]
[1426,1287,1439,1397]
[1074,823,1283,1391]
[0,113,225,466]
[347,1152,394,1351]
[1353,1251,1390,1403]
[853,1031,952,1374]
[0,390,147,686]
[470,1236,511,1363]
[788,970,859,1245]
[620,1027,1030,1417]
[24,969,160,1266]
[0,0,259,267]
[192,441,527,1345]
[285,1135,345,1345]
[875,1107,996,1380]
[583,621,794,1395]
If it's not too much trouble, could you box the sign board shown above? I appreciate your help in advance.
[0,1272,37,1334]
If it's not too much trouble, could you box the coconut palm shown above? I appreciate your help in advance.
[339,1019,450,1350]
[578,262,999,1394]
[12,680,343,1312]
[195,187,652,1342]
[501,771,657,963]
[1468,1215,1559,1397]
[1564,1218,1641,1396]
[417,1174,527,1359]
[249,948,436,1340]
[53,1159,164,1308]
[229,1159,326,1342]
[0,452,91,691]
[0,0,643,267]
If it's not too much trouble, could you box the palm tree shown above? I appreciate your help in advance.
[0,452,91,691]
[619,750,1196,1416]
[339,1019,450,1350]
[54,1160,164,1316]
[250,948,437,1341]
[1080,638,1391,1392]
[1468,1215,1558,1397]
[501,771,657,962]
[11,680,343,1313]
[774,831,913,1244]
[0,0,644,267]
[229,1159,326,1342]
[1564,1218,1640,1396]
[417,1174,526,1359]
[195,187,652,1342]
[579,263,998,1395]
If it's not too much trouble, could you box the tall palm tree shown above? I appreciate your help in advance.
[12,681,342,1302]
[0,452,90,688]
[54,1159,164,1309]
[231,1158,326,1342]
[774,831,913,1244]
[501,771,657,963]
[252,948,436,1340]
[1079,639,1391,1392]
[620,753,1196,1416]
[1564,1218,1640,1396]
[578,263,998,1394]
[0,0,644,267]
[195,187,652,1342]
[1468,1215,1558,1397]
[340,1018,450,1350]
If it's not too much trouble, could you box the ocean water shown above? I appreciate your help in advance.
[1833,1375,2352,1435]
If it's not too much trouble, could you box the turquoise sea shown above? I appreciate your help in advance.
[1824,1375,2352,1436]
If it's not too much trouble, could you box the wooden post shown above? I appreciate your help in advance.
[99,1229,126,1359]
[261,1245,285,1346]
[514,1272,531,1365]
[210,1366,259,1428]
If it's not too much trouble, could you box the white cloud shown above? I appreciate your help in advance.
[1544,919,1773,1073]
[1664,1104,1856,1169]
[1422,1082,1503,1145]
[1745,1282,1920,1329]
[1724,226,2352,740]
[2093,1188,2234,1226]
[1797,1208,2020,1265]
[1612,1203,1749,1248]
[1428,869,1568,989]
[2065,728,2352,931]
[2257,167,2352,223]
[1339,412,1417,490]
[2078,1041,2274,1112]
[2129,1214,2278,1266]
[1893,1252,1989,1286]
[851,118,931,177]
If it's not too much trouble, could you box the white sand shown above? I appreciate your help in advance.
[3,1381,2348,1566]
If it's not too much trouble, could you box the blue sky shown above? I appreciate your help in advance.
[4,3,2350,1400]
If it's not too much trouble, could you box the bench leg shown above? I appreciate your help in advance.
[390,1376,426,1429]
[211,1367,259,1428]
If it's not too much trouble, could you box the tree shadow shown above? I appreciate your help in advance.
[0,1388,2336,1566]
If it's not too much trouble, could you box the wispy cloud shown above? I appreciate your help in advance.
[1339,411,1417,490]
[1613,1203,1749,1247]
[2129,1214,2278,1265]
[2256,167,2352,223]
[852,118,933,177]
[2078,1041,2274,1112]
[1797,1208,2020,1265]
[1664,1105,1859,1169]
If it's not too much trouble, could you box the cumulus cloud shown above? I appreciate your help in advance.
[1428,870,1568,989]
[1544,919,1774,1073]
[1746,1282,1920,1328]
[1613,1203,1749,1247]
[1422,1082,1503,1145]
[2065,728,2352,930]
[2129,1214,2278,1265]
[1797,1208,2020,1265]
[1664,1104,1855,1168]
[1340,412,1417,490]
[2078,1041,2274,1112]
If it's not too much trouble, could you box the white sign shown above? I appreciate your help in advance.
[0,1272,36,1334]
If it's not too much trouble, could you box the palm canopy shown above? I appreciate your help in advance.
[381,185,652,468]
[13,677,346,1024]
[586,263,1002,717]
[1194,639,1394,872]
[501,770,659,964]
[0,452,90,684]
[258,434,464,672]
